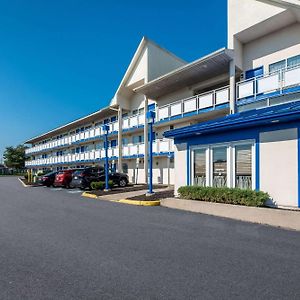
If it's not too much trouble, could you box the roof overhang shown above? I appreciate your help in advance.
[134,48,235,99]
[164,101,300,139]
[235,9,299,44]
[24,106,113,144]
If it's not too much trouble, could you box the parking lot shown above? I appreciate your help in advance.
[1,176,300,299]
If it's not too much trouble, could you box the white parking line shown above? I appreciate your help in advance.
[49,188,63,191]
[67,190,82,194]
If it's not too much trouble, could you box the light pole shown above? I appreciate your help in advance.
[102,124,110,191]
[146,111,156,195]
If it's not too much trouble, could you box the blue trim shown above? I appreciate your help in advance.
[166,101,300,139]
[187,144,190,186]
[255,136,260,191]
[156,103,229,126]
[298,127,300,208]
[237,86,300,107]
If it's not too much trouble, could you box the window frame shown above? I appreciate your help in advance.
[190,139,256,190]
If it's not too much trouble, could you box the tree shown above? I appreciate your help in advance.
[3,145,28,170]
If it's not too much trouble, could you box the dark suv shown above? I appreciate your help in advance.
[70,167,129,189]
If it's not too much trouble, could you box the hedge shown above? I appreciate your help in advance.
[91,180,114,190]
[177,186,269,207]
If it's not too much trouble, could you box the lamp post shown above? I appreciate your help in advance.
[146,110,156,195]
[102,124,110,191]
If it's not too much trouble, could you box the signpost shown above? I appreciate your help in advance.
[102,124,110,191]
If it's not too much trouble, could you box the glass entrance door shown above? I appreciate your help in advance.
[212,147,227,187]
[193,149,206,187]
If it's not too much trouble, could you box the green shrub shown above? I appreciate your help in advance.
[177,186,269,207]
[90,180,114,190]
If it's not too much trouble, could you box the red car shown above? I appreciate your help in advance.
[53,170,75,188]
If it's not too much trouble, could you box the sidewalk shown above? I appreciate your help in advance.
[161,198,300,231]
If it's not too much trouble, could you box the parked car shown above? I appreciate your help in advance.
[53,169,76,188]
[70,167,129,189]
[38,171,58,187]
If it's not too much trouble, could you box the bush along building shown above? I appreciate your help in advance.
[25,0,300,208]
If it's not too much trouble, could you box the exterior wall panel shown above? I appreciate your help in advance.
[260,128,298,208]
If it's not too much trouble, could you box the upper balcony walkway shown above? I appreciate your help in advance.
[25,139,174,167]
[26,64,300,157]
[237,64,300,107]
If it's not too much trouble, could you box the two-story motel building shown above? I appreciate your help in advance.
[25,0,300,208]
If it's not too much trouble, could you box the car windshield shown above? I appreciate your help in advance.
[73,169,86,176]
[44,171,56,176]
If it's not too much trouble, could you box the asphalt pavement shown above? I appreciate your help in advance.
[0,176,299,299]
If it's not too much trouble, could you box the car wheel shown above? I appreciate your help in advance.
[118,178,127,187]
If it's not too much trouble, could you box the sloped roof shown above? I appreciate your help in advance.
[110,36,187,106]
[135,48,234,99]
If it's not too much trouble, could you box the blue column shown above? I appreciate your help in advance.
[146,111,156,195]
[149,121,153,194]
[102,125,110,191]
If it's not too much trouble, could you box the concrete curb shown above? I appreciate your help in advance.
[81,192,160,206]
[161,198,300,231]
[113,199,160,206]
[18,177,31,188]
[81,192,98,199]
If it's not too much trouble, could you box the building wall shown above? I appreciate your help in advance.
[243,22,300,71]
[228,0,285,48]
[174,143,187,196]
[156,87,194,107]
[259,128,298,207]
[147,42,186,82]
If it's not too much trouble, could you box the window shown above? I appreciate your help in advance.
[235,145,252,189]
[110,140,117,147]
[269,60,286,74]
[139,107,145,114]
[212,147,227,188]
[122,138,129,146]
[111,116,117,122]
[193,149,206,187]
[132,109,138,115]
[191,141,255,190]
[122,163,128,174]
[287,55,300,69]
[133,135,144,144]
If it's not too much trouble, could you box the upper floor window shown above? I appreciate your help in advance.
[269,60,285,74]
[287,55,300,69]
[269,54,300,75]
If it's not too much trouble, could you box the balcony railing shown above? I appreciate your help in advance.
[25,121,119,155]
[25,139,174,167]
[122,114,145,130]
[236,64,300,102]
[122,139,173,157]
[156,86,230,122]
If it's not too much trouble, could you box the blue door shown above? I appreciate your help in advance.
[110,140,117,147]
[245,66,263,80]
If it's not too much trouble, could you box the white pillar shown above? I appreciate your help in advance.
[117,107,123,172]
[144,96,149,184]
[167,155,171,187]
[229,60,236,114]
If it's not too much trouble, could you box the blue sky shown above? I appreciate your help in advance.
[0,0,227,158]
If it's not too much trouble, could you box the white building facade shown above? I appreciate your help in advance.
[25,0,300,207]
